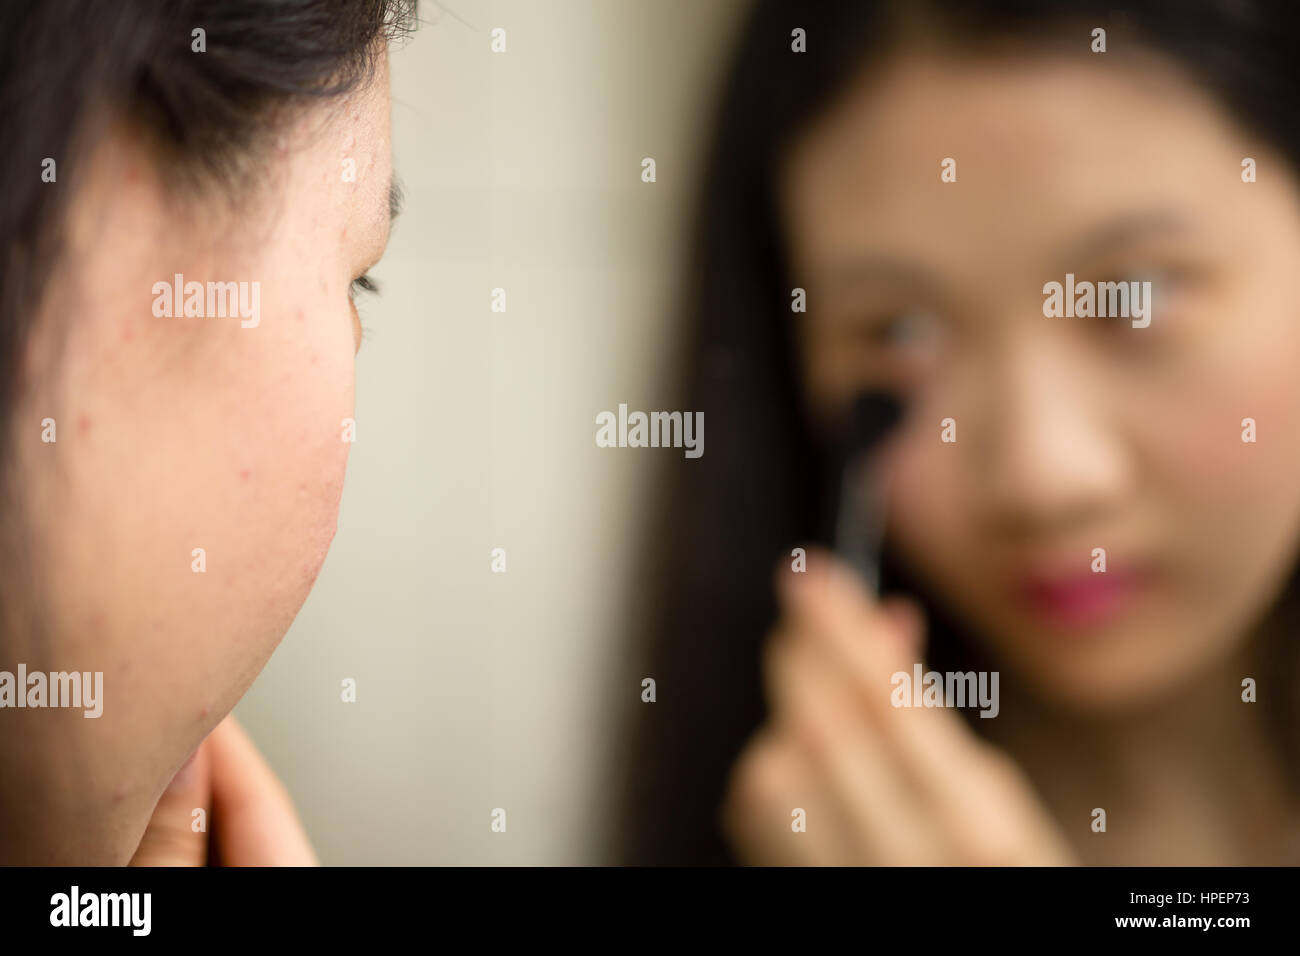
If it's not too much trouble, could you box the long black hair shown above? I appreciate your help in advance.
[609,0,1300,865]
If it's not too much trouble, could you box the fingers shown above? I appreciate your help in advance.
[778,549,989,808]
[765,631,940,863]
[129,740,211,866]
[207,715,319,866]
[722,727,848,866]
[778,551,929,709]
[776,549,915,677]
[732,547,1074,866]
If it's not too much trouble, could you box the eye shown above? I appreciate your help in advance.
[884,309,940,347]
[349,273,380,353]
[349,273,380,300]
[862,308,946,362]
[831,308,947,393]
[1100,263,1194,308]
[1088,264,1187,343]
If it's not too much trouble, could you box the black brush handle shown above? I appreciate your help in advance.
[827,390,905,589]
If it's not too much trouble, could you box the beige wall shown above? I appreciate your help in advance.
[235,0,748,864]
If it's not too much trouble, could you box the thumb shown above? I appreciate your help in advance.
[129,739,212,866]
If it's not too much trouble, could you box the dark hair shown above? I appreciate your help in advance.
[610,0,1300,865]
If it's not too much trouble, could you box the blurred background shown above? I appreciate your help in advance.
[234,0,747,864]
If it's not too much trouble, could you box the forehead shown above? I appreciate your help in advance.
[777,49,1247,276]
[281,49,393,238]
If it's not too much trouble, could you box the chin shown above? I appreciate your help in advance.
[1021,648,1212,715]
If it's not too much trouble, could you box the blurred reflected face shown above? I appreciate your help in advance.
[781,47,1300,711]
[9,51,393,860]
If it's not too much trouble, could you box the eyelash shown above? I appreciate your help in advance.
[350,273,379,299]
[858,309,945,355]
[349,274,380,348]
[353,270,379,297]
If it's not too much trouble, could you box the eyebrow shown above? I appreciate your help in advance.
[1055,208,1192,265]
[812,256,946,296]
[810,209,1195,297]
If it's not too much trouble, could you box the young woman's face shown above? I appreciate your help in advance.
[9,51,392,860]
[781,47,1300,711]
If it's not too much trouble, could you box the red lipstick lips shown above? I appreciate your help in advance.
[1015,565,1154,628]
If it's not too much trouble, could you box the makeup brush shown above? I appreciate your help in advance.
[829,390,905,593]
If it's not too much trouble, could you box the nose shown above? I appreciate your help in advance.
[971,332,1134,538]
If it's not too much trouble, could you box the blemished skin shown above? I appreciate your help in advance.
[0,50,394,865]
[723,48,1300,864]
